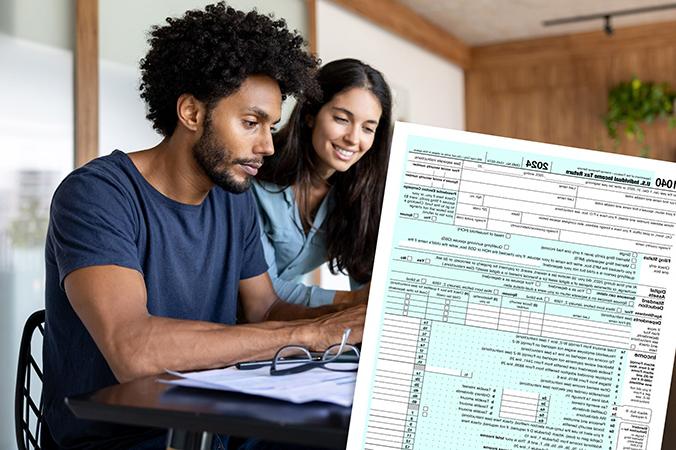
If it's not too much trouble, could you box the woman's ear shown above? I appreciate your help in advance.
[176,94,205,132]
[305,114,315,129]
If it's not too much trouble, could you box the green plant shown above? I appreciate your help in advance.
[604,77,676,156]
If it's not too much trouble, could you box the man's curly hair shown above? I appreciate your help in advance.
[139,2,319,136]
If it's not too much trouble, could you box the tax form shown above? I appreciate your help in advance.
[347,122,676,450]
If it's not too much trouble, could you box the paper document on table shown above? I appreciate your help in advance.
[347,122,676,450]
[163,366,356,406]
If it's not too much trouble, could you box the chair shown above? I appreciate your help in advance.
[15,309,55,450]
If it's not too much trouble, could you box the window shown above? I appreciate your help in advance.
[0,0,74,444]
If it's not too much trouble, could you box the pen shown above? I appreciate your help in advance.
[235,360,272,370]
[236,353,358,370]
[236,356,321,370]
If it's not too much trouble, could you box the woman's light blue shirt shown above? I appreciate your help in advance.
[251,180,337,306]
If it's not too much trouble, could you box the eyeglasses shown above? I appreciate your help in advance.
[270,328,360,376]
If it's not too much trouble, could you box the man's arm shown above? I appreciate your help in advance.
[65,265,364,383]
[238,271,366,348]
[238,271,357,322]
[333,282,370,305]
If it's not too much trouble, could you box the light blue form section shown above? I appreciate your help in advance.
[357,132,662,450]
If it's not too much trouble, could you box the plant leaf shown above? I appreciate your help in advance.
[604,76,675,155]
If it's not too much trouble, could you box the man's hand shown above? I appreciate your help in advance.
[239,273,367,350]
[297,303,366,351]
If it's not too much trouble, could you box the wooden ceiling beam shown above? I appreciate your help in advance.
[330,0,470,69]
[471,19,676,69]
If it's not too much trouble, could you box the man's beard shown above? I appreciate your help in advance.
[192,118,257,194]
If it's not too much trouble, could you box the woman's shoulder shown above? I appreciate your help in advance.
[251,179,293,207]
[252,179,287,196]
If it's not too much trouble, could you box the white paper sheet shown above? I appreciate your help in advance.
[162,366,356,406]
[347,122,676,450]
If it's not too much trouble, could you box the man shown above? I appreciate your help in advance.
[43,3,365,448]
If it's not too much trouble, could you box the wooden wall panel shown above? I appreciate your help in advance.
[75,0,99,167]
[305,0,317,56]
[467,20,676,161]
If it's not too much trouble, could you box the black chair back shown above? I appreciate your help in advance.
[15,309,55,449]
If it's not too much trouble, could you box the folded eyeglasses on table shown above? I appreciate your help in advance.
[236,328,360,376]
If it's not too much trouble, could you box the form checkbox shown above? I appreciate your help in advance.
[407,256,412,261]
[617,307,622,312]
[631,258,637,263]
[586,289,591,294]
[493,289,498,294]
[535,281,541,287]
[421,278,427,284]
[629,301,634,307]
[425,258,430,264]
[414,213,419,218]
[504,245,510,250]
[506,234,511,239]
[631,264,636,269]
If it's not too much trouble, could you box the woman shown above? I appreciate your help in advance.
[253,58,393,307]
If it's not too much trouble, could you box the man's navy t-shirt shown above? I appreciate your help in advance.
[43,150,268,448]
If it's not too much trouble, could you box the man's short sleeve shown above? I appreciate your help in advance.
[239,192,268,280]
[47,169,142,286]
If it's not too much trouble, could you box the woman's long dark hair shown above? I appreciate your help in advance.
[256,58,392,283]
